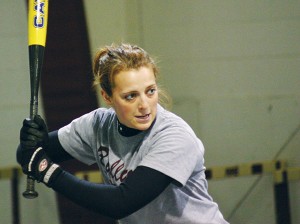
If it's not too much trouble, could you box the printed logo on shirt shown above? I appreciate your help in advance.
[98,146,132,184]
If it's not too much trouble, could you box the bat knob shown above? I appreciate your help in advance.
[23,190,39,199]
[23,176,38,199]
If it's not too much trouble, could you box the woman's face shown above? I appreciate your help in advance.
[102,66,158,130]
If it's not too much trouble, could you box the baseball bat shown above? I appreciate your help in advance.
[23,0,49,199]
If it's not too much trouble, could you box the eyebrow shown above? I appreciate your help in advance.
[146,84,157,89]
[121,84,157,95]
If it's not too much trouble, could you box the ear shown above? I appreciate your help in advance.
[101,90,113,105]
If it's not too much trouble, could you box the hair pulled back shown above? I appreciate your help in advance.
[93,43,158,97]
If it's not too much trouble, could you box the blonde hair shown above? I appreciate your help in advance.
[93,43,172,109]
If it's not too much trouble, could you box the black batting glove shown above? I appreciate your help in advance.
[18,115,49,167]
[20,115,49,150]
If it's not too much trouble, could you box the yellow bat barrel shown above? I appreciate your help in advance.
[28,0,48,47]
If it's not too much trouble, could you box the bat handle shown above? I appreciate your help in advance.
[23,176,38,199]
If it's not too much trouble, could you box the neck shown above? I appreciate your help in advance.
[117,119,142,137]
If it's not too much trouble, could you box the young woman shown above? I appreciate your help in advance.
[18,43,228,224]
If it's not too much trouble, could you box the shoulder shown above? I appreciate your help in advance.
[154,105,196,138]
[93,107,116,123]
[59,107,117,132]
[73,107,116,124]
[151,105,204,154]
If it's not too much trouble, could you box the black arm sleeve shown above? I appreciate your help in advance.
[51,166,173,219]
[45,130,74,163]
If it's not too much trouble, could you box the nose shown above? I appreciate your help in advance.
[138,94,148,110]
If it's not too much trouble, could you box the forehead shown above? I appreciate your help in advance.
[113,67,156,92]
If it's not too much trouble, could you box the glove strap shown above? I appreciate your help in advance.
[28,147,43,172]
[43,164,60,184]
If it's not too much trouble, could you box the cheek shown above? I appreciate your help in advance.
[150,94,159,108]
[120,105,132,116]
[153,95,159,105]
[151,99,158,114]
[114,102,133,120]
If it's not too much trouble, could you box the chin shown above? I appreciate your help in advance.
[135,122,152,131]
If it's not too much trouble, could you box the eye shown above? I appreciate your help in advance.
[147,87,157,95]
[124,93,136,101]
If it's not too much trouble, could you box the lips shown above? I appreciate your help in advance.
[135,113,150,122]
[136,114,150,119]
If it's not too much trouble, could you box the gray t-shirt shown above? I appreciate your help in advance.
[58,105,228,224]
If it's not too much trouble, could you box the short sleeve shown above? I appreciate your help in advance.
[139,125,204,186]
[58,110,98,165]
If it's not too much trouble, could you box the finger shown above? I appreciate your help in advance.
[20,140,37,148]
[34,115,47,131]
[20,130,38,141]
[20,126,43,139]
[23,118,40,129]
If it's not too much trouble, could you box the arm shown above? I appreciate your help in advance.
[52,166,172,219]
[46,130,74,163]
[18,146,172,219]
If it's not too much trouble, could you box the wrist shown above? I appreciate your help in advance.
[42,163,62,187]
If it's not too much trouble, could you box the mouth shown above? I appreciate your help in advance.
[135,113,150,121]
